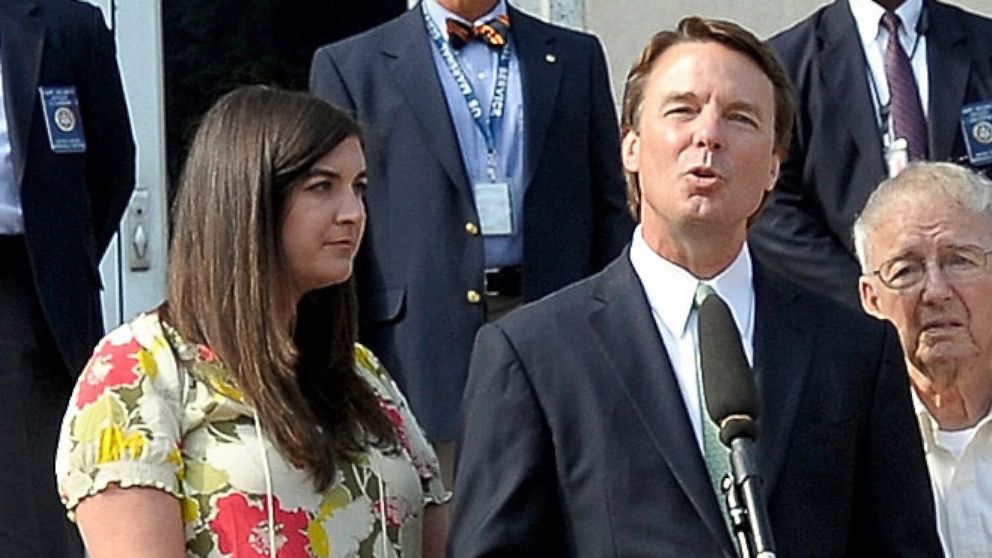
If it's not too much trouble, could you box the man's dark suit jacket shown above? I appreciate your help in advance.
[450,249,942,558]
[1,0,135,374]
[0,1,134,557]
[750,0,992,308]
[309,4,632,441]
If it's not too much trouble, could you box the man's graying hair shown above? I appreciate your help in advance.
[853,162,992,271]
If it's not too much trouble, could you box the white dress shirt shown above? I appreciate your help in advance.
[629,226,756,451]
[849,0,930,140]
[0,62,23,234]
[914,395,992,558]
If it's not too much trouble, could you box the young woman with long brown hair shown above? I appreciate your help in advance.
[55,85,449,558]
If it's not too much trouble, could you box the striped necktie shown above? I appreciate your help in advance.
[881,11,928,160]
[694,284,733,526]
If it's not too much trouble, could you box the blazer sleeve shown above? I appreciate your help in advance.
[749,132,863,308]
[448,323,567,558]
[855,325,943,556]
[80,7,136,254]
[309,46,358,114]
[586,37,634,268]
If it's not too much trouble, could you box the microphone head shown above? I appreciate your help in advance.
[719,414,758,446]
[698,293,760,444]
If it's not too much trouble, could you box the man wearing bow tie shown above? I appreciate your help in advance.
[310,0,632,486]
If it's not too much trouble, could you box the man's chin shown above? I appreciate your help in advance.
[916,343,977,383]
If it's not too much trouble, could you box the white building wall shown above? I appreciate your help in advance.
[509,0,992,107]
[586,0,992,108]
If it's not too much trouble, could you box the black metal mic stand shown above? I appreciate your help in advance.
[720,433,776,558]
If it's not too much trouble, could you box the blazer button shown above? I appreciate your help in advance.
[466,290,482,304]
[464,222,480,235]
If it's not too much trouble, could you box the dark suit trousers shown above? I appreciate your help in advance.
[0,236,83,558]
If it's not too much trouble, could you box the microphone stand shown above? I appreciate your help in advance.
[721,430,776,558]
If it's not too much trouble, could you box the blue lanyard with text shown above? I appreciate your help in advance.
[423,4,512,180]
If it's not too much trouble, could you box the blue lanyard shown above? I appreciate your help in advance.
[423,4,512,179]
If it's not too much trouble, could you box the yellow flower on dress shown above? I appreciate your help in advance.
[71,393,126,443]
[181,496,200,524]
[97,424,147,463]
[308,484,353,557]
[355,344,385,380]
[197,361,244,403]
[137,347,158,380]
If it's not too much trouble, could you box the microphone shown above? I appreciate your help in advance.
[697,293,759,444]
[697,292,776,558]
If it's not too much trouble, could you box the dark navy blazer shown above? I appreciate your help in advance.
[310,4,632,441]
[0,0,135,375]
[451,250,942,557]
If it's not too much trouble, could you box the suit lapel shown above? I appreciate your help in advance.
[750,263,814,496]
[380,8,470,193]
[587,253,735,556]
[924,1,971,161]
[0,1,43,188]
[818,1,886,180]
[509,7,562,190]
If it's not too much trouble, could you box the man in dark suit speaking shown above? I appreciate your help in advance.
[0,1,135,557]
[449,17,942,557]
[751,0,992,308]
[309,0,632,483]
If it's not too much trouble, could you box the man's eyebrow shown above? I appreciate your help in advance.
[660,91,698,104]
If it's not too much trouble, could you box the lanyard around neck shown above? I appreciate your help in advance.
[423,3,512,179]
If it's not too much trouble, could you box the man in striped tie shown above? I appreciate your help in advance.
[450,16,942,558]
[751,0,992,309]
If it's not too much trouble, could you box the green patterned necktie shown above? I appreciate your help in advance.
[693,283,733,523]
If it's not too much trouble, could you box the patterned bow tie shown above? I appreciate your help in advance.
[446,15,510,50]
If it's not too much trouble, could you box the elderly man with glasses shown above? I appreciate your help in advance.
[855,161,992,557]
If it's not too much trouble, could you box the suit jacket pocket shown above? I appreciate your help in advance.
[363,287,406,324]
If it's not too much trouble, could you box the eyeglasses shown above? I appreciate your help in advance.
[871,245,992,290]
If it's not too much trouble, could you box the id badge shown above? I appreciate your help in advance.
[885,137,909,178]
[39,86,86,153]
[960,101,992,167]
[474,181,513,236]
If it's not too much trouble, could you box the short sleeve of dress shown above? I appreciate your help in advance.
[354,344,452,506]
[55,313,186,520]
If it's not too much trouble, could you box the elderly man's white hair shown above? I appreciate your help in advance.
[853,162,992,272]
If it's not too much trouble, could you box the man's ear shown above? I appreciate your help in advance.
[766,152,781,192]
[621,130,640,174]
[859,276,886,320]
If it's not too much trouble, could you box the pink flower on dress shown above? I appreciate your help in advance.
[378,398,412,455]
[209,493,309,557]
[378,397,435,481]
[197,344,218,363]
[374,495,410,528]
[75,336,143,408]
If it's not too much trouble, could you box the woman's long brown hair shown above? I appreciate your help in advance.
[167,85,396,490]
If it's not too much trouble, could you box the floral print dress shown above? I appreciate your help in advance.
[56,312,448,557]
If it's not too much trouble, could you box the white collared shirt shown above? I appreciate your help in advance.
[848,0,930,139]
[0,62,23,234]
[629,225,756,451]
[914,393,992,558]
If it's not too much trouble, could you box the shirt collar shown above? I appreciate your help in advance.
[629,225,754,343]
[912,388,992,454]
[424,0,507,40]
[849,0,923,48]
